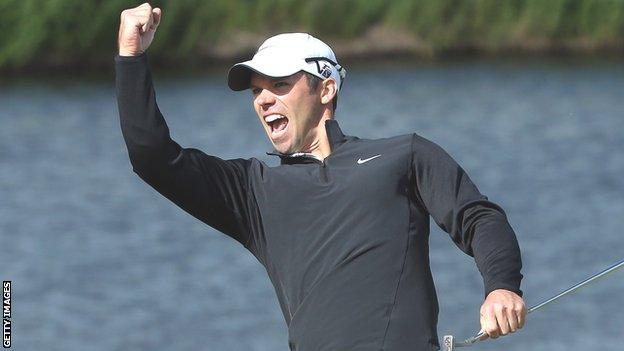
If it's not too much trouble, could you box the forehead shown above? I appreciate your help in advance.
[249,71,305,87]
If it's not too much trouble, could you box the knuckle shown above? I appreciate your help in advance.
[123,11,137,20]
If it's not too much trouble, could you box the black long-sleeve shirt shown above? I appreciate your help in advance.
[115,54,523,351]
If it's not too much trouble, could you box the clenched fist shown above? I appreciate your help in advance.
[118,3,161,56]
[479,289,526,340]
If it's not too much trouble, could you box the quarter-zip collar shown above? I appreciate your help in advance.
[266,119,348,164]
[325,119,347,150]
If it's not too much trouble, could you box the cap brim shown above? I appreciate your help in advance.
[227,56,303,91]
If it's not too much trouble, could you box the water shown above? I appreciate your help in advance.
[1,58,623,351]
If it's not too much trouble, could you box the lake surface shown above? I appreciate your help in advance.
[1,58,623,351]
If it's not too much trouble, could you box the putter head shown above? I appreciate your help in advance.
[443,335,454,351]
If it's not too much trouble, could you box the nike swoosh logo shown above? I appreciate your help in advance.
[357,154,381,164]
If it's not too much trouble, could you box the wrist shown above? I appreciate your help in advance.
[118,47,143,57]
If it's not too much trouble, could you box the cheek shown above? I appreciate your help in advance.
[290,92,314,113]
[252,103,266,124]
[297,99,320,127]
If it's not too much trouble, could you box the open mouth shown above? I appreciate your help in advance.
[264,114,289,138]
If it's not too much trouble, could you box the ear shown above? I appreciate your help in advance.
[320,78,338,105]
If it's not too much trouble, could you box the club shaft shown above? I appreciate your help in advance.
[528,258,624,313]
[455,258,624,348]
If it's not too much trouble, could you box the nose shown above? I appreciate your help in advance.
[254,88,276,110]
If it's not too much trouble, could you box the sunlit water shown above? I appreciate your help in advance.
[1,58,623,351]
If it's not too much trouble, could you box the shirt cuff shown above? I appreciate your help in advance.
[485,282,523,298]
[115,52,147,63]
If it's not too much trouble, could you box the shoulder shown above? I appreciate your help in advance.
[412,133,446,156]
[408,133,463,170]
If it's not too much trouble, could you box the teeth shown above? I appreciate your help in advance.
[265,114,285,123]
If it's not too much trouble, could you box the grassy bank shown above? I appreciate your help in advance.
[1,0,623,73]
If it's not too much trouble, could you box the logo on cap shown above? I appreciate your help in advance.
[320,64,332,78]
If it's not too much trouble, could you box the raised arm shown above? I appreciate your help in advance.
[115,3,253,247]
[409,133,526,339]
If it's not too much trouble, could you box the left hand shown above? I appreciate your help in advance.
[479,289,526,339]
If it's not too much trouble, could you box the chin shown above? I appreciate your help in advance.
[271,136,296,154]
[273,144,293,155]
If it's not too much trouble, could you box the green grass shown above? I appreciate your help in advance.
[1,0,622,72]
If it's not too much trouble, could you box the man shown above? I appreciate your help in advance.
[116,3,526,351]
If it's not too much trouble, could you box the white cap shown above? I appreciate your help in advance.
[228,33,346,93]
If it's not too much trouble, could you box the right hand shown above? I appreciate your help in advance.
[118,3,161,57]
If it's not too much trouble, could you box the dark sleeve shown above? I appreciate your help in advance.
[409,134,523,297]
[115,53,252,248]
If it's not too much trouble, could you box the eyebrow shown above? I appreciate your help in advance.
[250,76,292,89]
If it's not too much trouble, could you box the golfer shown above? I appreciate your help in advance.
[116,4,526,350]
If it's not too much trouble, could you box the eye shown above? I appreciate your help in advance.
[274,81,288,88]
[251,87,261,95]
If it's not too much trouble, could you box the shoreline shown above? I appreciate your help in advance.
[2,26,623,77]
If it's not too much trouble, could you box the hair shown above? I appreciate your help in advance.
[304,73,338,113]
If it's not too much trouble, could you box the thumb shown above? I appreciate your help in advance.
[152,8,162,28]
